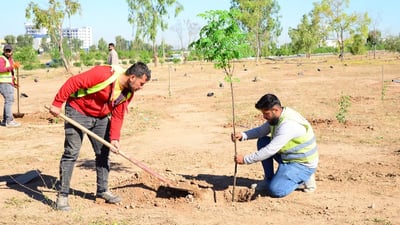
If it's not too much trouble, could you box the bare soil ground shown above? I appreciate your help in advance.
[1,52,399,225]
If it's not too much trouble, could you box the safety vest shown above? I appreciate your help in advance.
[71,65,132,106]
[271,107,318,164]
[0,55,13,83]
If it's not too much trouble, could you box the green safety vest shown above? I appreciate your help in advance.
[0,55,13,83]
[271,107,318,164]
[71,65,132,106]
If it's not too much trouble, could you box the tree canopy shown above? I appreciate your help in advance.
[231,0,281,62]
[314,0,370,60]
[26,0,81,73]
[126,0,183,66]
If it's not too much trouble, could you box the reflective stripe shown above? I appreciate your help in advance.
[272,107,318,163]
[284,136,316,154]
[0,55,12,83]
[282,145,318,161]
[71,65,126,98]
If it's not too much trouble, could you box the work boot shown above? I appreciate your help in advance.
[96,191,121,204]
[56,195,71,211]
[250,180,269,191]
[298,173,317,193]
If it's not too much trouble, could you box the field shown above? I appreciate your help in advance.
[0,52,399,225]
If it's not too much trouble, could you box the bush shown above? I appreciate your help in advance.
[22,64,35,70]
[84,61,94,66]
[172,58,181,64]
[73,62,82,67]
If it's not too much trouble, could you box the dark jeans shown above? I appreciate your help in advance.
[59,104,111,196]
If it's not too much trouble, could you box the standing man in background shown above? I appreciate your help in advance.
[0,44,21,127]
[107,43,119,65]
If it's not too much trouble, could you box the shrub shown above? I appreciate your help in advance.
[73,62,82,67]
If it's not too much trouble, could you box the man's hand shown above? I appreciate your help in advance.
[231,132,243,142]
[13,62,20,69]
[234,154,245,164]
[110,140,120,154]
[49,105,61,117]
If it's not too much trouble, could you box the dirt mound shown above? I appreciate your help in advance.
[107,171,255,209]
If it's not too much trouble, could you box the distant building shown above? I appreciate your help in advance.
[63,26,92,50]
[25,23,49,50]
[324,39,338,48]
[24,23,93,51]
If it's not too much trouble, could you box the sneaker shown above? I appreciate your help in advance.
[298,174,317,193]
[250,180,269,191]
[5,120,21,128]
[56,195,71,211]
[96,191,121,204]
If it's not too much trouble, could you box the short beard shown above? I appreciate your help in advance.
[269,117,279,126]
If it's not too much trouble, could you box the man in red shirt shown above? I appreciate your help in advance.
[49,62,151,211]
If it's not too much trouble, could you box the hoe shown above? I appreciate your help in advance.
[45,106,194,195]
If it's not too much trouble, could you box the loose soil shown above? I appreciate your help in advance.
[1,52,399,225]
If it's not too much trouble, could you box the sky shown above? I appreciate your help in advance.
[1,0,399,48]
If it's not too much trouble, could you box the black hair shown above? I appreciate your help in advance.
[125,62,151,81]
[255,93,281,110]
[108,43,115,47]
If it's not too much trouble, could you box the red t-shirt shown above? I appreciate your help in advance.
[52,65,133,140]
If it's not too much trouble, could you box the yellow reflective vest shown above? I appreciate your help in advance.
[70,65,131,104]
[271,107,318,164]
[0,55,13,83]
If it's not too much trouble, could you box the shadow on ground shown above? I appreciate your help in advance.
[0,170,97,209]
[76,159,134,173]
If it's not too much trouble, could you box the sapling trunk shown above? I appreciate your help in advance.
[229,77,238,202]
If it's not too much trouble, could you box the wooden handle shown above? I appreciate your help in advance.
[44,105,171,184]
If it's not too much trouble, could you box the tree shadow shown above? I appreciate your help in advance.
[0,170,95,209]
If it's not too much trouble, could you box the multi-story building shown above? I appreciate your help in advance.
[24,23,92,51]
[63,26,92,50]
[24,23,49,51]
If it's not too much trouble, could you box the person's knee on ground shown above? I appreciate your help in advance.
[268,182,292,198]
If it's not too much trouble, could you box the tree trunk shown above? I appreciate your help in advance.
[339,29,344,61]
[53,31,71,74]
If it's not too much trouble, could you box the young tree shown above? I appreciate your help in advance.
[126,0,183,67]
[314,0,370,61]
[115,35,130,51]
[171,20,185,50]
[40,37,51,53]
[97,38,108,52]
[231,0,282,62]
[289,11,324,58]
[190,9,249,202]
[184,19,201,49]
[349,33,366,55]
[4,35,16,45]
[383,35,400,53]
[26,0,81,73]
[16,35,34,48]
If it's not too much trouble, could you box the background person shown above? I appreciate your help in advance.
[49,62,151,211]
[0,44,21,127]
[107,43,119,65]
[231,93,318,198]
